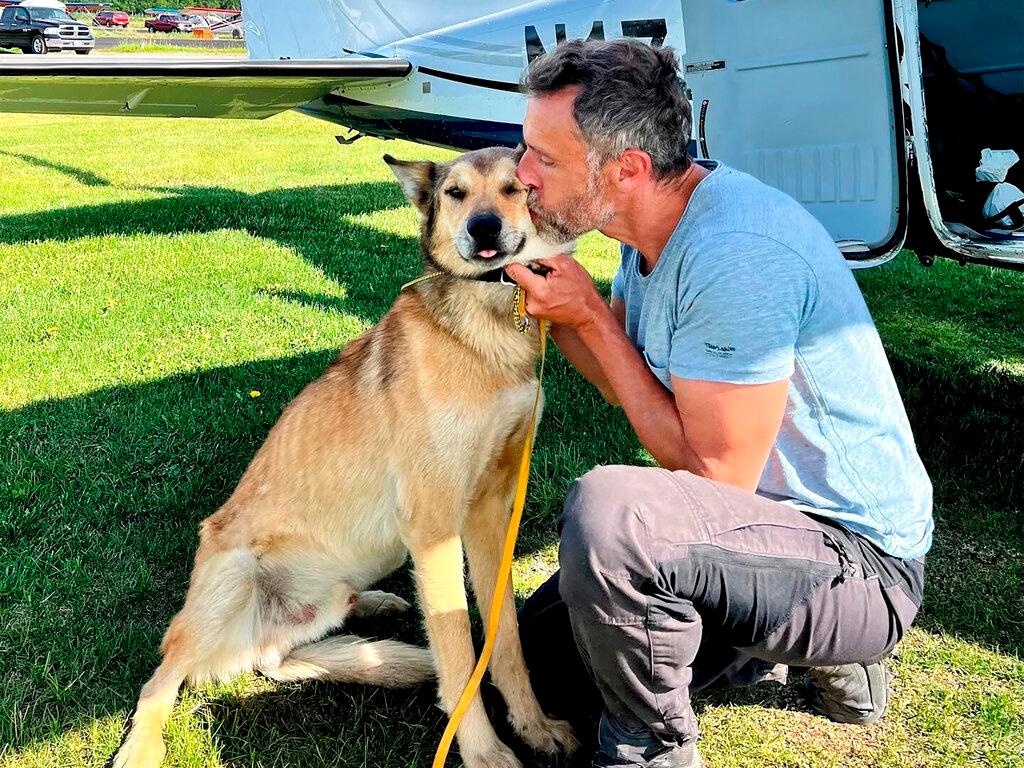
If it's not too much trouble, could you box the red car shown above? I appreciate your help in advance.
[144,13,193,33]
[93,10,129,28]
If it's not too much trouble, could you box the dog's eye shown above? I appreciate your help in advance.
[503,184,524,196]
[445,187,466,200]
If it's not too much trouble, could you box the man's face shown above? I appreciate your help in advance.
[516,88,615,241]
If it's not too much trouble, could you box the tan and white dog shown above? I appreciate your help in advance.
[111,146,578,768]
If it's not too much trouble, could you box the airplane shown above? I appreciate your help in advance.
[0,0,1021,271]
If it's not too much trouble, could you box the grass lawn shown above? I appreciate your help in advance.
[0,111,1021,768]
[100,44,247,55]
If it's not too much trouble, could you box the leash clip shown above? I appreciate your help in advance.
[511,285,531,333]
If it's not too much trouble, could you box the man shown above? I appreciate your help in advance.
[503,39,933,768]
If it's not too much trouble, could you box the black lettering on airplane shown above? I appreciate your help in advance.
[554,20,604,46]
[525,18,667,63]
[621,18,667,47]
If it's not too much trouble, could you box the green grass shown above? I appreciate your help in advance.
[101,44,247,54]
[1,111,1022,768]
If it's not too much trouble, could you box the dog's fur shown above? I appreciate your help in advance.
[111,147,578,768]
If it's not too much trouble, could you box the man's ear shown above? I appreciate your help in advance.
[383,154,437,215]
[617,148,654,184]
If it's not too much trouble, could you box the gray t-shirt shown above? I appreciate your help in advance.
[611,161,933,560]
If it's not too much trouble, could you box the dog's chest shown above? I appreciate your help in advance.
[426,380,540,483]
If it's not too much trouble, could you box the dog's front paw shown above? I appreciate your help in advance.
[111,727,166,768]
[514,714,579,756]
[463,741,523,768]
[349,590,412,619]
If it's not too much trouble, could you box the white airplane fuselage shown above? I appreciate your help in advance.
[242,0,683,151]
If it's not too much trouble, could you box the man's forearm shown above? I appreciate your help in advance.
[549,323,618,403]
[576,308,698,472]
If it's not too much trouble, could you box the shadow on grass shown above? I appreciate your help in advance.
[0,150,113,188]
[0,181,413,323]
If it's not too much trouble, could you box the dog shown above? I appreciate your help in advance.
[111,146,579,768]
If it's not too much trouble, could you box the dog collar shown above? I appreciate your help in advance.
[402,263,551,292]
[470,267,516,286]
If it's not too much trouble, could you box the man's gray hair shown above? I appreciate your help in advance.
[523,38,692,180]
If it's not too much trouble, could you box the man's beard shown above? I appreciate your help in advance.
[529,172,614,241]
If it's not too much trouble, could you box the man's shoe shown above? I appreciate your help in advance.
[592,712,703,767]
[804,660,889,725]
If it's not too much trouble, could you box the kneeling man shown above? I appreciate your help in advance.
[506,39,932,768]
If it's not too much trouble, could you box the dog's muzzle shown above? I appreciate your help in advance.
[458,214,525,263]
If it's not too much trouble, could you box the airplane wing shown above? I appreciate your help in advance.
[0,57,411,119]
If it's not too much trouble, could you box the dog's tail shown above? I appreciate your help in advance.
[263,634,435,687]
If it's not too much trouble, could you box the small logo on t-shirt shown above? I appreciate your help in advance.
[704,342,736,358]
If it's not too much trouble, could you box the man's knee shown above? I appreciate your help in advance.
[557,466,659,617]
[559,465,645,558]
[558,465,708,569]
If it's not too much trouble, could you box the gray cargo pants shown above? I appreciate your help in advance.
[547,465,922,746]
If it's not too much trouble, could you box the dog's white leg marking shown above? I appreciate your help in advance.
[464,492,578,757]
[403,507,523,768]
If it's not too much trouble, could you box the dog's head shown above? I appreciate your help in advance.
[384,147,570,278]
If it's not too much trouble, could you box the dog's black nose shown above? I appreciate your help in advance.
[467,212,502,245]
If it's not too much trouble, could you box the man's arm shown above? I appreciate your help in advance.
[574,304,788,490]
[548,298,626,404]
[506,255,790,491]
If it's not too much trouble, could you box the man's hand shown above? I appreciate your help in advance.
[504,254,609,331]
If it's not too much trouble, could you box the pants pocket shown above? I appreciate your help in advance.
[645,604,698,738]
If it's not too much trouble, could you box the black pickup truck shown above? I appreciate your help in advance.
[0,4,94,54]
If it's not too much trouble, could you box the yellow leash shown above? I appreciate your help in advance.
[404,276,546,768]
[401,272,444,291]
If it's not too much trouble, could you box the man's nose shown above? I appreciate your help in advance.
[516,158,537,190]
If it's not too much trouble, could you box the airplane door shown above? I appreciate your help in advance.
[680,0,906,263]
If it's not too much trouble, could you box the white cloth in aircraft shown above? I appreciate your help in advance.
[984,182,1024,229]
[975,148,1019,183]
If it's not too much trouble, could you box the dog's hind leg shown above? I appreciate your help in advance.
[348,589,413,619]
[254,549,432,687]
[111,615,196,768]
[112,546,270,768]
[112,661,183,768]
[262,634,434,687]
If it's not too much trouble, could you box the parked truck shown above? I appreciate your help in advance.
[0,3,93,54]
[144,12,193,34]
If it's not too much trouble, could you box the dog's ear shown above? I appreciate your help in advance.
[512,143,526,164]
[383,154,437,216]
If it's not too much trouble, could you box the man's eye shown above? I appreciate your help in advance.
[539,156,555,167]
[445,187,466,200]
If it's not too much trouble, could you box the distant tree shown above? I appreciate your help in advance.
[116,0,241,13]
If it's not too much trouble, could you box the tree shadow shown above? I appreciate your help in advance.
[0,180,412,323]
